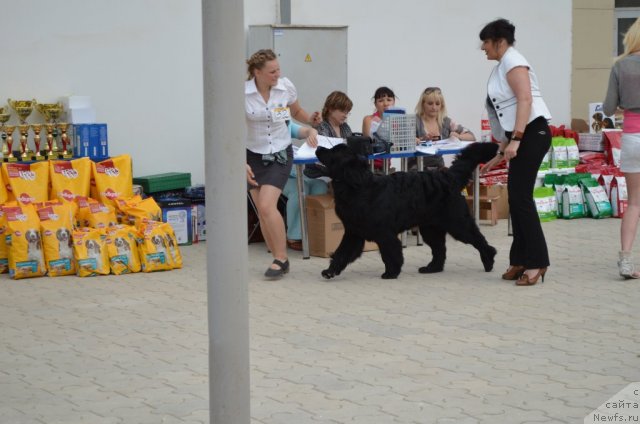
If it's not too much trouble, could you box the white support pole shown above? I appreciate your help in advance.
[202,1,250,423]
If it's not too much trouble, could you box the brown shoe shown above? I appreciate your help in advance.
[287,239,302,251]
[501,265,525,280]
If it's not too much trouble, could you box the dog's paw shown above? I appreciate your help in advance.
[481,246,497,272]
[321,269,336,279]
[418,263,444,274]
[381,271,399,279]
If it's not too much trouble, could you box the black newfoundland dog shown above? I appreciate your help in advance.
[314,142,499,279]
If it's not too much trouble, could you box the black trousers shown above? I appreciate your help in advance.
[506,116,551,268]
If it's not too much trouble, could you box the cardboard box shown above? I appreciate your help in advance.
[466,184,509,220]
[158,198,193,245]
[72,123,108,160]
[306,194,377,258]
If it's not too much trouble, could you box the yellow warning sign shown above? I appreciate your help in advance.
[304,54,312,62]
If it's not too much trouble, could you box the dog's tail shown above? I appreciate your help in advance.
[446,142,499,191]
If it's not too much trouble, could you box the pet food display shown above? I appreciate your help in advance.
[5,203,47,279]
[580,178,612,219]
[138,221,174,272]
[49,157,92,202]
[38,202,77,276]
[85,202,118,229]
[73,227,110,277]
[2,161,50,205]
[91,155,133,208]
[105,225,141,275]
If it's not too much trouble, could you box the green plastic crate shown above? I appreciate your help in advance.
[133,172,191,194]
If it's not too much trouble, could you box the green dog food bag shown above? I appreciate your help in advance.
[580,177,612,219]
[533,186,557,222]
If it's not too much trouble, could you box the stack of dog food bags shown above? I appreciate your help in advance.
[4,203,47,279]
[37,201,78,277]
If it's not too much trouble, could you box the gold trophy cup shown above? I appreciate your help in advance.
[2,125,17,162]
[8,99,36,161]
[30,124,45,161]
[36,102,63,159]
[57,122,72,159]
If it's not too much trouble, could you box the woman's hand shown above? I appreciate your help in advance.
[504,140,519,161]
[480,154,504,175]
[309,111,322,127]
[246,164,258,187]
[306,128,319,148]
[450,131,461,140]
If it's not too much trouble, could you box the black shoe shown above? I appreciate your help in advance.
[264,259,290,279]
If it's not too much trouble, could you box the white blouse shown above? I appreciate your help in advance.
[245,77,297,154]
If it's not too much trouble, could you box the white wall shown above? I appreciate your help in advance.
[0,0,204,184]
[246,0,572,137]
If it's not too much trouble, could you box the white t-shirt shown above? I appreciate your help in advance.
[245,77,298,154]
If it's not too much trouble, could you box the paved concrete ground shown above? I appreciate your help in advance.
[1,218,638,423]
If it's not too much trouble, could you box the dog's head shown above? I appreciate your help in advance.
[56,228,71,244]
[151,234,165,249]
[315,144,370,187]
[25,229,40,244]
[114,237,130,251]
[85,239,101,254]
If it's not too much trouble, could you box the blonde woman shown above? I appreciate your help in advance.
[245,49,320,279]
[415,87,476,142]
[603,17,640,279]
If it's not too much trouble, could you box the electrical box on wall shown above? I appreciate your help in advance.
[248,25,348,115]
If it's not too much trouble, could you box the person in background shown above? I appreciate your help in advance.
[317,91,354,138]
[415,86,476,169]
[603,17,640,279]
[281,123,326,251]
[245,49,320,279]
[478,18,552,286]
[362,86,395,171]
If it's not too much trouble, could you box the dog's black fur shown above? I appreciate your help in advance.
[315,142,499,279]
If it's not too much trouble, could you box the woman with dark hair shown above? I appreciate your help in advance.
[362,86,396,138]
[478,18,553,286]
[317,91,354,138]
[245,49,320,279]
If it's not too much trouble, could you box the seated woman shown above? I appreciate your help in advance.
[281,123,326,251]
[415,86,476,169]
[362,86,396,170]
[317,91,354,138]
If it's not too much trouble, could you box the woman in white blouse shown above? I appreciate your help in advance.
[245,49,320,279]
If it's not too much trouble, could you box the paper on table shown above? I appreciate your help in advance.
[416,138,472,155]
[295,136,345,159]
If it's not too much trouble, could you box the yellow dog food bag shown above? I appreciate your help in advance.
[73,227,110,277]
[122,197,162,226]
[74,196,100,227]
[5,203,46,279]
[50,158,92,202]
[114,195,142,224]
[105,225,141,274]
[0,167,8,205]
[38,202,77,277]
[92,155,133,208]
[138,221,173,272]
[0,207,9,273]
[86,202,118,229]
[158,222,182,269]
[2,161,50,205]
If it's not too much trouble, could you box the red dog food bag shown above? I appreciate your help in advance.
[5,203,46,279]
[105,224,141,275]
[38,202,77,277]
[2,161,49,205]
[91,155,133,208]
[73,227,110,277]
[610,175,628,218]
[50,157,92,202]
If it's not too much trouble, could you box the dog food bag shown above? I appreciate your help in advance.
[86,202,118,229]
[113,195,143,224]
[50,158,92,202]
[105,225,142,274]
[610,175,627,218]
[561,179,586,219]
[73,227,110,277]
[580,177,612,219]
[603,130,622,167]
[2,161,50,205]
[91,155,133,208]
[74,196,100,227]
[533,187,557,222]
[0,168,8,205]
[158,222,182,269]
[566,138,580,168]
[38,203,77,277]
[539,147,551,171]
[121,197,162,227]
[0,207,9,273]
[138,221,174,272]
[5,203,47,279]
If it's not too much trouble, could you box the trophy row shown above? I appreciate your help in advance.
[0,99,72,162]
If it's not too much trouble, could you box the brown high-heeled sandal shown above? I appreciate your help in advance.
[502,265,525,280]
[515,268,547,286]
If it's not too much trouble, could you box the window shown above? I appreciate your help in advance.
[616,0,640,54]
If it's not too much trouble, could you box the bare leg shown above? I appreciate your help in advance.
[620,172,640,278]
[250,185,287,269]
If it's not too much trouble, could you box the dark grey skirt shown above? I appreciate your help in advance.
[246,145,293,191]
